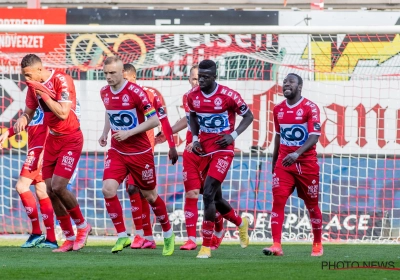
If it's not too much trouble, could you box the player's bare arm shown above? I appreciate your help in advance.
[14,107,36,134]
[282,134,319,167]
[189,111,204,156]
[36,91,71,120]
[112,114,160,142]
[215,109,254,148]
[271,134,281,173]
[99,112,110,147]
[155,117,188,144]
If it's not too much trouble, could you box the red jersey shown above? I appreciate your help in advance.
[187,84,249,154]
[25,70,80,134]
[27,107,48,151]
[100,81,157,154]
[182,91,193,145]
[273,97,321,162]
[142,86,156,148]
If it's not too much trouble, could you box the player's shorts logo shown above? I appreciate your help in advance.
[280,123,309,146]
[29,108,44,126]
[108,109,138,131]
[142,168,154,181]
[197,111,229,133]
[307,185,318,198]
[104,159,111,169]
[216,157,229,174]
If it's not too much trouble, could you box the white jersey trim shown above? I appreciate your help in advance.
[286,97,304,109]
[309,132,321,135]
[201,149,235,157]
[42,70,55,85]
[110,147,152,155]
[201,83,219,99]
[110,80,128,95]
[27,146,44,151]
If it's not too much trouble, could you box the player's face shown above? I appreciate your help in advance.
[189,68,198,88]
[123,70,136,83]
[21,63,42,82]
[103,62,124,87]
[198,68,216,92]
[283,75,302,100]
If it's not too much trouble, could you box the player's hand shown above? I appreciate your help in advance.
[14,116,28,134]
[35,89,44,96]
[282,152,299,167]
[155,131,166,145]
[185,142,194,153]
[0,130,9,149]
[168,147,179,165]
[112,130,132,142]
[98,133,108,147]
[192,141,205,156]
[215,134,234,148]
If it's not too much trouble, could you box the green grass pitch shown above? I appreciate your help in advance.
[0,238,399,280]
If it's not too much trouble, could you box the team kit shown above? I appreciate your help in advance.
[0,54,323,258]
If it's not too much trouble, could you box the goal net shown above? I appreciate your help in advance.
[1,27,399,242]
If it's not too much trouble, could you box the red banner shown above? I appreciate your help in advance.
[0,8,66,53]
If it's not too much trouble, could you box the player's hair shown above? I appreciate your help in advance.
[190,64,199,73]
[104,56,122,65]
[287,73,303,86]
[21,54,42,68]
[199,59,216,70]
[123,63,136,74]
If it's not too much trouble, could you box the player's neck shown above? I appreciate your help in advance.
[202,82,217,95]
[111,80,126,92]
[40,69,53,83]
[286,95,302,106]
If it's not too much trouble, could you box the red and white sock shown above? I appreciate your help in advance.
[19,191,41,235]
[271,195,287,244]
[57,214,75,240]
[67,205,87,229]
[39,197,56,242]
[201,221,215,247]
[129,193,144,237]
[222,209,242,227]
[149,196,172,237]
[141,197,153,239]
[184,197,198,242]
[307,204,322,244]
[104,195,126,234]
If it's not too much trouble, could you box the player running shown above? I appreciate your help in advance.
[263,73,323,257]
[14,54,91,253]
[156,65,225,251]
[0,107,57,249]
[187,60,254,258]
[122,63,178,250]
[99,57,175,255]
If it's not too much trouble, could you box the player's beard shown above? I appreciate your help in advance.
[283,87,298,100]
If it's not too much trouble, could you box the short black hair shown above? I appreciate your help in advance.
[21,54,42,68]
[124,63,136,74]
[287,73,303,86]
[199,59,216,70]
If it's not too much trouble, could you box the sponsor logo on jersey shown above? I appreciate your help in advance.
[197,111,230,133]
[296,108,304,117]
[214,97,223,109]
[280,123,309,146]
[122,94,130,106]
[239,104,248,115]
[157,107,166,116]
[104,96,109,105]
[278,112,284,119]
[107,109,138,131]
[193,100,200,108]
[313,122,321,131]
[29,107,44,126]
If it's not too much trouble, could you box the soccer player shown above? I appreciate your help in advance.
[122,63,178,249]
[263,73,323,257]
[156,65,225,251]
[14,54,91,253]
[187,59,253,258]
[99,57,175,255]
[0,108,57,249]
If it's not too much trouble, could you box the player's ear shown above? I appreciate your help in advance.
[298,83,303,92]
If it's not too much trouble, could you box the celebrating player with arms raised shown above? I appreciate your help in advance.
[187,60,254,258]
[99,57,175,255]
[263,73,323,257]
[15,54,90,253]
[123,63,178,250]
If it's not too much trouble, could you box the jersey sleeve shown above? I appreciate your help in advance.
[230,90,249,116]
[25,87,39,110]
[273,107,280,134]
[134,87,156,118]
[307,103,321,135]
[160,117,175,148]
[54,73,75,103]
[152,93,167,120]
[182,93,190,113]
[187,94,195,112]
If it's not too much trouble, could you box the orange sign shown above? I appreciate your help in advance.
[0,8,66,53]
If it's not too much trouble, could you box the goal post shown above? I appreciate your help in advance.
[0,25,399,242]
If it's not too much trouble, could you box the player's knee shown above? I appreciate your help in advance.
[142,190,157,203]
[202,191,215,207]
[127,184,139,195]
[51,183,66,196]
[186,190,199,199]
[15,181,30,194]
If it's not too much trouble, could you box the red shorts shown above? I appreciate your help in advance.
[182,149,210,192]
[273,161,320,204]
[104,148,156,190]
[204,151,234,183]
[20,148,44,185]
[42,129,83,180]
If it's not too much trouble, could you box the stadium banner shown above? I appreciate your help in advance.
[1,154,398,241]
[1,79,398,154]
